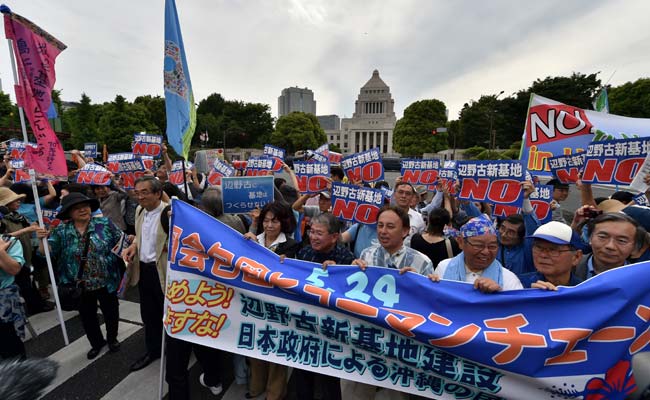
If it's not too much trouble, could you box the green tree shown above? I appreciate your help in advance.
[134,95,166,134]
[67,93,99,149]
[608,78,650,118]
[393,99,448,157]
[97,95,158,152]
[270,112,326,154]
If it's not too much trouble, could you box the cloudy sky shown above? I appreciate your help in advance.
[1,0,649,121]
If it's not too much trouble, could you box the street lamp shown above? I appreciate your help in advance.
[488,90,504,152]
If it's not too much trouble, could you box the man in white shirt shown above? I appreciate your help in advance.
[393,182,425,236]
[123,176,168,371]
[434,214,523,292]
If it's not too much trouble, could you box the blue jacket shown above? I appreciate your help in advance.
[497,212,540,277]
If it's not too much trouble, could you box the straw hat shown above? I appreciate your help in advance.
[0,187,26,207]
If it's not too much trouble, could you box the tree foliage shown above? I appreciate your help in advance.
[270,112,326,154]
[97,95,158,152]
[393,99,448,157]
[608,78,650,118]
[453,72,601,149]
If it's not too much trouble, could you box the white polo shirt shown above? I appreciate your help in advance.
[139,202,164,263]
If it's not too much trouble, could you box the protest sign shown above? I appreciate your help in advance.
[107,153,136,173]
[221,176,274,213]
[263,144,285,161]
[84,143,98,158]
[492,184,553,223]
[169,160,193,185]
[329,151,342,164]
[41,208,61,229]
[309,152,328,164]
[116,158,146,189]
[167,199,650,399]
[331,182,384,224]
[293,161,330,194]
[547,153,585,184]
[75,163,112,186]
[457,160,525,207]
[207,158,236,186]
[8,139,36,160]
[246,156,279,176]
[138,155,155,171]
[341,148,384,183]
[520,94,650,175]
[13,168,30,183]
[401,159,440,188]
[633,193,649,207]
[437,167,458,194]
[132,133,163,157]
[580,138,650,185]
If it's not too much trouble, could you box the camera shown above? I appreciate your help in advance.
[583,209,603,219]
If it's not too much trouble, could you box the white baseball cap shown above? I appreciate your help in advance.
[527,221,583,248]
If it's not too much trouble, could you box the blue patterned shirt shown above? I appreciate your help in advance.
[48,217,122,293]
[359,244,433,275]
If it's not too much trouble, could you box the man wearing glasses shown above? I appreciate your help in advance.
[519,221,583,289]
[122,176,169,371]
[432,215,523,292]
[496,180,540,277]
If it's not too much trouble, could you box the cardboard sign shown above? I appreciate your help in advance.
[117,159,146,189]
[132,133,163,158]
[222,176,274,213]
[401,159,440,189]
[341,148,384,184]
[457,161,525,207]
[169,160,193,185]
[547,152,585,184]
[581,138,650,185]
[263,144,285,161]
[107,153,136,173]
[8,139,36,160]
[41,208,61,229]
[331,182,384,224]
[84,143,98,158]
[294,161,330,194]
[207,159,236,186]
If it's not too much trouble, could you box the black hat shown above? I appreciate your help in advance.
[57,192,100,220]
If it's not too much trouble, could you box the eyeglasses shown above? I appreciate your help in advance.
[464,240,499,252]
[532,243,575,257]
[499,225,519,237]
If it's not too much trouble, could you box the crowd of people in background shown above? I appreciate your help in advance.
[0,143,649,400]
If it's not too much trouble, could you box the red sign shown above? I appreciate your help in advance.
[525,104,593,147]
[132,142,162,158]
[332,198,380,224]
[345,161,383,183]
[459,178,523,206]
[296,175,329,193]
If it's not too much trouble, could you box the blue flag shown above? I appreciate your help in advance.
[164,0,196,160]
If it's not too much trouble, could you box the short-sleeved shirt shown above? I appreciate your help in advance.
[48,217,122,292]
[0,240,25,289]
[519,271,582,288]
[297,244,355,265]
[359,244,433,275]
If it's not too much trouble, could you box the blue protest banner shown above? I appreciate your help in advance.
[263,144,285,161]
[633,193,649,207]
[75,163,112,186]
[107,152,136,173]
[167,199,650,399]
[401,159,440,188]
[169,160,193,185]
[493,184,553,223]
[133,133,163,158]
[221,176,274,213]
[116,158,146,189]
[309,152,328,163]
[331,182,384,224]
[581,137,650,185]
[293,161,329,194]
[457,160,525,207]
[8,139,36,160]
[83,142,98,158]
[206,158,236,186]
[548,152,585,184]
[437,167,458,194]
[341,147,384,183]
[246,156,277,176]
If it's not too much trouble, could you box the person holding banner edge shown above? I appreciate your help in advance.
[243,201,299,400]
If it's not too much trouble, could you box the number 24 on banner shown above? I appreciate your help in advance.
[306,268,399,307]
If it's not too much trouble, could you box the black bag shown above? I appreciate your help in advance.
[57,230,91,312]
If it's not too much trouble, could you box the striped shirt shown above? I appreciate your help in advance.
[359,244,433,275]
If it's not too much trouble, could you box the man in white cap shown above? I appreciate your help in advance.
[433,214,523,292]
[519,221,583,290]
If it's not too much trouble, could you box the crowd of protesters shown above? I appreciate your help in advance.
[0,143,649,400]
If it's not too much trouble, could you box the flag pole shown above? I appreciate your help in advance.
[158,197,176,399]
[5,38,69,345]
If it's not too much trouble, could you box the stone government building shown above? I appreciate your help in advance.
[283,69,398,156]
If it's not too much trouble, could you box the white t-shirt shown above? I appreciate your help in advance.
[408,208,425,236]
[436,258,523,291]
[139,202,164,263]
